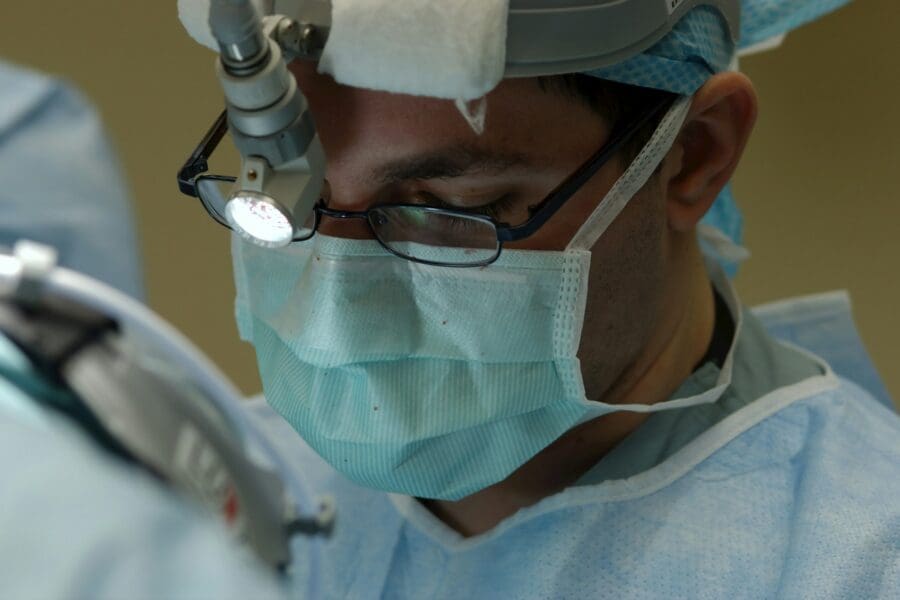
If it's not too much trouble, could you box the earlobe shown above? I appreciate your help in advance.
[666,72,758,232]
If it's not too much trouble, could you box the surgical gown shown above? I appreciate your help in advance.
[0,60,144,299]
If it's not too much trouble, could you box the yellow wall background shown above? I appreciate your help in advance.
[1,1,897,402]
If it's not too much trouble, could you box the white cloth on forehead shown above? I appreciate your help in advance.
[318,0,508,101]
[178,0,508,102]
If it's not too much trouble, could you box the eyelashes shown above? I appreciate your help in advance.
[413,191,522,222]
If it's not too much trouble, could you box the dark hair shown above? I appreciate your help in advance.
[537,74,677,162]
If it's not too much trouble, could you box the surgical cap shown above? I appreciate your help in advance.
[586,0,851,94]
[580,0,851,272]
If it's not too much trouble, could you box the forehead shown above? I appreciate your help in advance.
[289,61,608,174]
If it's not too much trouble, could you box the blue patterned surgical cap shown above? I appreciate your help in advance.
[582,0,851,274]
[586,0,852,95]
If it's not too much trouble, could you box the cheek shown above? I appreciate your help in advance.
[576,182,669,396]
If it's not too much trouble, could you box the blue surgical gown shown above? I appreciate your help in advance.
[0,60,144,299]
[250,373,900,599]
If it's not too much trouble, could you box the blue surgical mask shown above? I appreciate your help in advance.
[232,97,730,500]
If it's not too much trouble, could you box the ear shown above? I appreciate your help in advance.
[665,72,758,232]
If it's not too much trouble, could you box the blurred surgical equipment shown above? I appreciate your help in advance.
[0,240,333,570]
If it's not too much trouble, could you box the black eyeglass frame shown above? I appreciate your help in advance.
[177,95,675,266]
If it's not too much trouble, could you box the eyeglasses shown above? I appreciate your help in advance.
[177,96,673,267]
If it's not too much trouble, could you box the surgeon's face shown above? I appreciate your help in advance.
[289,62,675,401]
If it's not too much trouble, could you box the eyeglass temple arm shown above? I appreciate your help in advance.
[177,110,231,197]
[497,96,673,243]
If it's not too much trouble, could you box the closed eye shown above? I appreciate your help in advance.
[412,191,522,224]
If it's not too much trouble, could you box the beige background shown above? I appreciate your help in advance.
[1,1,897,403]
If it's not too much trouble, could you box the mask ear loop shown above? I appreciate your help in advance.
[566,95,692,252]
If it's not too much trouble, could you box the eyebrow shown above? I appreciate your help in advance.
[371,145,534,185]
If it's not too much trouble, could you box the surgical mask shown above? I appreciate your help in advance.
[233,96,729,500]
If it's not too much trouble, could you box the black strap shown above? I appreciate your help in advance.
[0,297,117,382]
[693,288,734,372]
[0,297,137,461]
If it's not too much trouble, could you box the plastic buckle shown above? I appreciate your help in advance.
[12,240,59,304]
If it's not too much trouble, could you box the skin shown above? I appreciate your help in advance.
[289,61,758,536]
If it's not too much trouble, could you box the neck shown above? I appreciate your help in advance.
[423,241,716,537]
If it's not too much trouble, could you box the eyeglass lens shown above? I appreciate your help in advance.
[368,206,500,265]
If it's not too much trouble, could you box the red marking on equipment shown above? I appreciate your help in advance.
[223,488,239,524]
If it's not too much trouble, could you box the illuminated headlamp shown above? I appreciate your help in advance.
[225,191,295,248]
[224,146,323,248]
